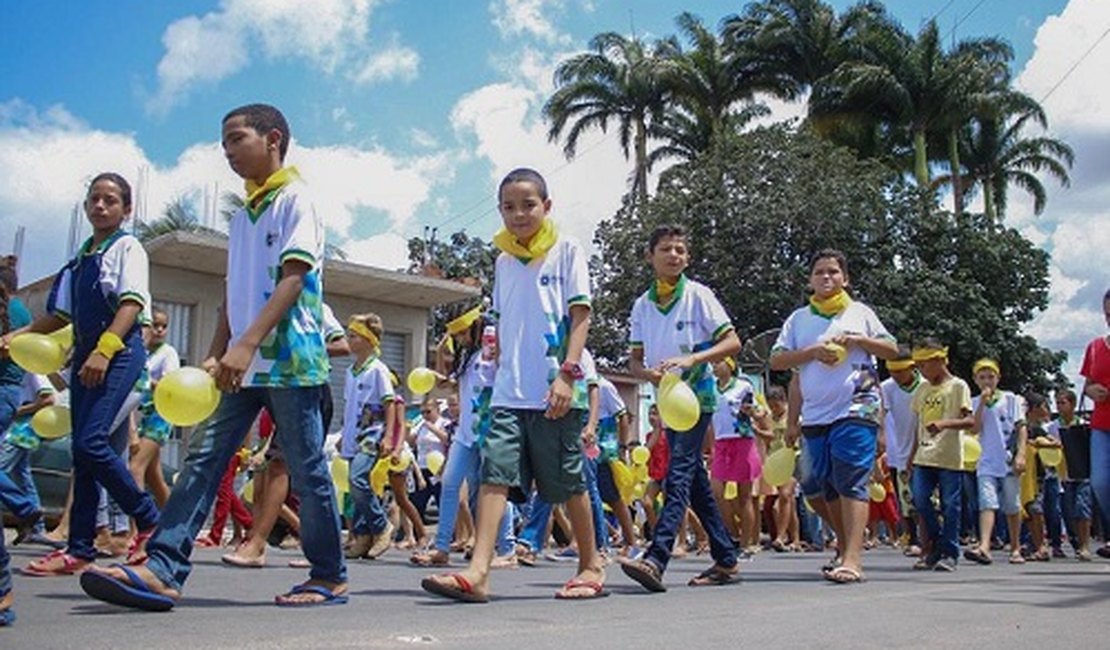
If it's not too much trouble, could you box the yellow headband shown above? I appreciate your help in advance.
[347,319,380,348]
[911,347,948,362]
[973,358,1000,375]
[723,357,736,372]
[445,306,482,336]
[886,359,915,372]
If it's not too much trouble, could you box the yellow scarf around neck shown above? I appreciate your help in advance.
[493,218,557,263]
[245,166,300,210]
[809,289,851,318]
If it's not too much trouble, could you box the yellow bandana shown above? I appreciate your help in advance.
[972,358,1000,375]
[911,347,948,362]
[493,218,557,263]
[723,356,737,373]
[347,319,380,349]
[245,166,300,216]
[886,359,915,372]
[655,278,678,307]
[446,306,482,336]
[809,289,851,319]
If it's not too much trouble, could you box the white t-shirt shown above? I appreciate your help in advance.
[629,276,734,413]
[321,303,344,343]
[773,301,892,426]
[339,356,394,459]
[881,376,920,470]
[455,354,496,448]
[712,377,756,440]
[49,232,151,324]
[415,417,450,468]
[226,178,329,388]
[146,342,181,383]
[972,391,1025,478]
[490,236,592,410]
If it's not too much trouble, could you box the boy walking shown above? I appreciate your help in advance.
[81,103,346,610]
[620,224,742,592]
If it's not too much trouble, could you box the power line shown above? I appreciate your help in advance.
[1038,25,1110,105]
[928,0,959,25]
[944,0,988,43]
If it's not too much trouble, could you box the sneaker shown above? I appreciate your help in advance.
[23,532,66,550]
[1051,547,1067,559]
[1077,549,1093,562]
[913,555,937,571]
[1097,545,1110,559]
[365,522,395,559]
[736,549,755,563]
[12,510,43,545]
[934,557,958,572]
[345,534,373,559]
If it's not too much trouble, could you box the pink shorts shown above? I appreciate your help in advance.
[712,437,762,483]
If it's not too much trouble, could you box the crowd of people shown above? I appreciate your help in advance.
[1,102,1108,623]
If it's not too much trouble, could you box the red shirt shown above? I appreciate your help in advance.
[1080,337,1110,431]
[647,432,670,482]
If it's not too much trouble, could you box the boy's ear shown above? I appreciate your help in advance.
[266,128,283,154]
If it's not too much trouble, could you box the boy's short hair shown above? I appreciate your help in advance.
[498,167,548,201]
[88,172,133,209]
[916,337,946,352]
[1057,388,1076,404]
[766,385,787,402]
[223,103,291,161]
[1104,287,1110,302]
[350,312,384,339]
[892,344,912,361]
[151,305,168,320]
[1026,392,1048,411]
[808,248,849,276]
[648,224,687,253]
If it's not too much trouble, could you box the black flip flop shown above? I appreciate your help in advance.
[620,559,667,593]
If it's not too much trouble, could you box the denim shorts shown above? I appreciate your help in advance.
[799,419,877,502]
[596,460,620,504]
[1063,480,1093,520]
[977,474,1020,515]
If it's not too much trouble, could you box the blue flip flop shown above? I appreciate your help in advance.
[79,564,176,612]
[0,608,14,627]
[275,583,349,607]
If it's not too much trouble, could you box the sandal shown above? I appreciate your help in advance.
[421,573,489,603]
[410,549,450,567]
[825,565,866,584]
[555,579,609,599]
[688,565,741,587]
[515,545,537,567]
[127,529,155,565]
[24,550,92,577]
[620,558,666,593]
[963,548,993,565]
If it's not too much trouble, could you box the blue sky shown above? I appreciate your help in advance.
[2,0,1108,378]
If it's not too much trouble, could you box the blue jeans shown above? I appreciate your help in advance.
[646,414,737,571]
[961,471,979,538]
[348,449,388,536]
[1091,429,1110,529]
[912,465,963,561]
[146,386,346,591]
[433,441,513,555]
[95,418,132,534]
[583,457,609,551]
[0,445,43,528]
[1042,475,1063,550]
[68,338,159,560]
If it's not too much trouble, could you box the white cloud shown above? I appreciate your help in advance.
[343,232,412,272]
[1012,0,1110,382]
[147,0,418,113]
[0,100,447,286]
[489,0,571,45]
[351,42,420,85]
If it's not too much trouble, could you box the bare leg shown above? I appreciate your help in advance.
[977,509,997,557]
[389,472,427,545]
[737,482,757,548]
[46,477,75,542]
[228,464,287,561]
[423,484,508,599]
[711,479,740,540]
[838,498,869,572]
[558,492,606,597]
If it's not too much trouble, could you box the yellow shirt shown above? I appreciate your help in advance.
[911,376,972,470]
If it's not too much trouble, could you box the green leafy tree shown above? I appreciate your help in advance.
[407,229,495,338]
[590,126,1064,393]
[135,196,224,243]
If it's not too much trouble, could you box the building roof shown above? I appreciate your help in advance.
[23,230,480,309]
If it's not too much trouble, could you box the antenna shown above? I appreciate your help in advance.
[11,226,24,279]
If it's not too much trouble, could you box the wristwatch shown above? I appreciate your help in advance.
[559,360,585,380]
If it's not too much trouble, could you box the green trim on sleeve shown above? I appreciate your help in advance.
[567,294,591,308]
[628,341,644,349]
[711,322,735,341]
[118,291,147,308]
[280,249,317,267]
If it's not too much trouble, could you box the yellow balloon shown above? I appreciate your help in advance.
[370,458,391,496]
[657,374,699,432]
[47,324,74,350]
[31,405,71,439]
[426,450,446,475]
[1037,446,1063,468]
[389,449,414,473]
[241,480,254,503]
[962,435,982,464]
[633,463,649,484]
[630,445,650,466]
[406,367,436,395]
[632,482,646,499]
[330,456,350,498]
[763,446,797,487]
[154,367,221,426]
[724,481,738,500]
[823,342,847,366]
[609,460,635,505]
[868,482,887,502]
[8,333,66,374]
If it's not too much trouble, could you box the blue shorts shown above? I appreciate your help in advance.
[977,474,1020,515]
[799,419,878,502]
[1063,480,1093,521]
[596,461,620,504]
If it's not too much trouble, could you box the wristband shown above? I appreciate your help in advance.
[95,331,126,360]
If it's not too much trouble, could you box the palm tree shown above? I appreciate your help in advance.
[543,32,672,207]
[722,0,893,102]
[135,197,224,243]
[952,102,1074,222]
[647,103,769,170]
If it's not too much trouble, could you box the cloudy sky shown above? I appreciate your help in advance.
[1,0,1105,379]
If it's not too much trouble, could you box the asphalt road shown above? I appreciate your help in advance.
[2,532,1108,649]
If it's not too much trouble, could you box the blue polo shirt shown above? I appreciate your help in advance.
[1,296,32,386]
